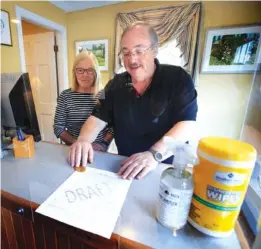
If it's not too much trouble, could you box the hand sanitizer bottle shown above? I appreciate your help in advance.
[156,137,198,236]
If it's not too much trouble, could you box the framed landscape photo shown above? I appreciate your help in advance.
[201,25,261,73]
[75,39,109,71]
[1,10,12,46]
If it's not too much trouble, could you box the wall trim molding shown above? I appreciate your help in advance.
[15,5,69,92]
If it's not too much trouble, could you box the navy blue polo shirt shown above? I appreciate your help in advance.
[92,59,198,162]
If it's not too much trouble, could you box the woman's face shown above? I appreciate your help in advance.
[75,58,96,90]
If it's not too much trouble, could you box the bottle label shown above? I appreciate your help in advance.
[157,178,193,228]
[214,171,246,186]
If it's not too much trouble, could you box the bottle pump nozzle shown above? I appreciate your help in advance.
[163,136,198,166]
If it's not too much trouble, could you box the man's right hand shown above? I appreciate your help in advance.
[68,139,94,167]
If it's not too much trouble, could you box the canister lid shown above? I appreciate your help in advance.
[198,137,257,162]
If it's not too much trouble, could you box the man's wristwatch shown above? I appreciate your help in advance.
[149,148,164,163]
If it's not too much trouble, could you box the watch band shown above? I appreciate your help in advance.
[149,148,163,163]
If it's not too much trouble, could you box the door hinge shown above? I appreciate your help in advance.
[54,45,59,52]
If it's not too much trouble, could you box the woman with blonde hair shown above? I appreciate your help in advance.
[54,51,113,151]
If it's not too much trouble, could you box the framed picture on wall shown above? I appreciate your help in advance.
[1,10,12,46]
[201,25,261,73]
[75,39,109,71]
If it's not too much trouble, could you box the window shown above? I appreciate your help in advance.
[114,3,201,76]
[240,65,261,237]
[157,38,184,67]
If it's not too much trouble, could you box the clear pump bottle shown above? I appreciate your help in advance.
[156,137,197,235]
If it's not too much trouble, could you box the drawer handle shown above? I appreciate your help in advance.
[17,208,24,215]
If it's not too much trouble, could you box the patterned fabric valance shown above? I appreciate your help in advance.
[114,3,201,76]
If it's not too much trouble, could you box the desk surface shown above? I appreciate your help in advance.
[1,142,242,249]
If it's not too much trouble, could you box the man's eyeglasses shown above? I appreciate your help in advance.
[75,68,96,76]
[118,44,154,60]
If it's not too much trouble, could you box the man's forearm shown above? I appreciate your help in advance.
[151,121,198,159]
[78,115,107,143]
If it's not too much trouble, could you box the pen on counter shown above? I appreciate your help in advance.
[17,130,22,141]
[17,128,25,141]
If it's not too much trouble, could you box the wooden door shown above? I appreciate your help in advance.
[23,32,58,143]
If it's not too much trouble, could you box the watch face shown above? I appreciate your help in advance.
[155,152,163,162]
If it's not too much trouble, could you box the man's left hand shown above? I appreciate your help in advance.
[118,151,158,180]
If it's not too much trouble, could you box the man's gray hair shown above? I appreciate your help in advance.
[121,21,159,47]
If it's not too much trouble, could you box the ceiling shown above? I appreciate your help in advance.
[49,1,126,13]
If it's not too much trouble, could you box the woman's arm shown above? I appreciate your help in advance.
[92,128,114,152]
[54,91,73,145]
[104,128,114,143]
[59,131,77,146]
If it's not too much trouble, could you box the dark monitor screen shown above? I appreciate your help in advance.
[1,72,41,142]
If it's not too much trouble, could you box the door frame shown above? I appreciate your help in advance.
[15,5,69,93]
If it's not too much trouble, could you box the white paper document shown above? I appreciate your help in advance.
[36,167,132,238]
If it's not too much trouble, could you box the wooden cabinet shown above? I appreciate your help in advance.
[1,190,118,249]
[1,191,150,249]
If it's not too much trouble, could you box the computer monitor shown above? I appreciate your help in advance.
[1,72,41,142]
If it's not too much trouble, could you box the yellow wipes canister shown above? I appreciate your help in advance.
[188,137,257,237]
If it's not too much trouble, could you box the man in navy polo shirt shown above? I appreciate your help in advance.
[69,21,198,180]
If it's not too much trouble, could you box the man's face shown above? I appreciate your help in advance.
[120,26,156,82]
